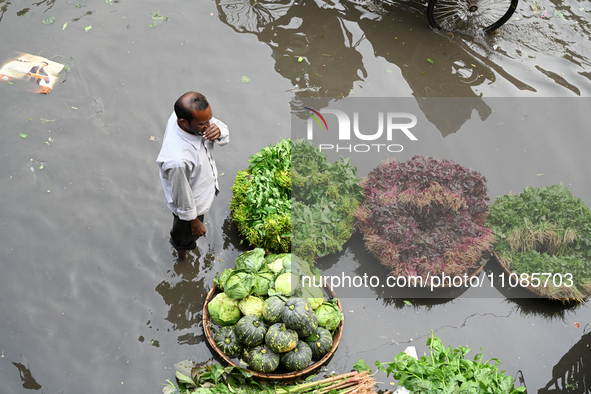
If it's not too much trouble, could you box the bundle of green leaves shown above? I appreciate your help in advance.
[230,139,291,253]
[376,332,526,394]
[489,183,591,301]
[291,139,364,263]
[355,156,494,282]
[231,139,363,263]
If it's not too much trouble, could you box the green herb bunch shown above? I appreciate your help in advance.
[376,332,526,394]
[489,183,591,301]
[230,139,291,253]
[291,139,364,263]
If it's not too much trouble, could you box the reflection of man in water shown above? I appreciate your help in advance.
[27,61,50,85]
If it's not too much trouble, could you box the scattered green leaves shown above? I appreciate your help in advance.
[427,58,434,64]
[20,133,29,139]
[151,12,168,27]
[85,25,92,32]
[353,359,372,373]
[62,22,68,30]
[42,16,56,24]
[241,75,251,83]
[403,300,412,305]
[376,332,527,394]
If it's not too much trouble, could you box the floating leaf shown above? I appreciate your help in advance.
[42,16,56,24]
[241,75,250,83]
[7,81,13,85]
[427,58,434,64]
[386,69,392,73]
[62,22,68,30]
[39,164,44,170]
[85,25,92,32]
[536,173,544,176]
[20,133,29,139]
[298,56,303,63]
[403,300,412,305]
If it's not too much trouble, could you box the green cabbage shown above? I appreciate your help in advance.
[207,292,241,326]
[238,295,265,318]
[301,284,324,310]
[214,268,234,290]
[235,248,266,273]
[315,302,342,331]
[253,271,275,297]
[290,255,311,276]
[266,253,290,274]
[225,272,254,300]
[274,272,300,297]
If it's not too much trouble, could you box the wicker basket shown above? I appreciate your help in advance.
[203,284,344,379]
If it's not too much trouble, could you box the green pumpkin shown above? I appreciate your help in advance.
[262,296,285,324]
[296,311,319,338]
[280,340,312,371]
[282,298,312,332]
[249,345,280,373]
[305,327,333,359]
[265,323,298,353]
[235,315,267,347]
[214,326,242,357]
[241,346,254,365]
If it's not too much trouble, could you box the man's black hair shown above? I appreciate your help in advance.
[174,92,209,122]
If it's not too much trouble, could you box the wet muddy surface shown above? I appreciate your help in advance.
[1,0,590,392]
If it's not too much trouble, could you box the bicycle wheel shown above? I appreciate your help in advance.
[427,0,518,33]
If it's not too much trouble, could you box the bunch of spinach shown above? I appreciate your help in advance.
[291,139,364,263]
[376,332,526,394]
[489,183,591,301]
[230,139,292,253]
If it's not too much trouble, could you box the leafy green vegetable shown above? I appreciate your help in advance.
[314,300,343,331]
[207,293,241,326]
[225,271,255,300]
[376,332,526,394]
[231,139,291,253]
[235,248,266,273]
[291,139,364,263]
[238,295,265,318]
[489,183,591,301]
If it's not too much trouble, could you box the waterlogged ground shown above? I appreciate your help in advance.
[0,0,590,392]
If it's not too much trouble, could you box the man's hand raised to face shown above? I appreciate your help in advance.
[202,123,221,141]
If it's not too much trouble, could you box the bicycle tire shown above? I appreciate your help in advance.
[427,0,518,33]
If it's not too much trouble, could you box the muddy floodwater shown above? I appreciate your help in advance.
[1,0,591,392]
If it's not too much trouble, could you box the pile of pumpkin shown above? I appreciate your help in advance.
[206,248,343,374]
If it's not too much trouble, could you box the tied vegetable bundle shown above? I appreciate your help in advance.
[355,156,494,285]
[489,183,591,301]
[291,139,364,264]
[163,359,377,394]
[230,139,292,254]
[207,249,344,374]
[230,139,363,264]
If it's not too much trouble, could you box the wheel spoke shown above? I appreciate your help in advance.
[428,0,518,32]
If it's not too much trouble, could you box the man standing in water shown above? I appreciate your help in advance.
[157,92,230,259]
